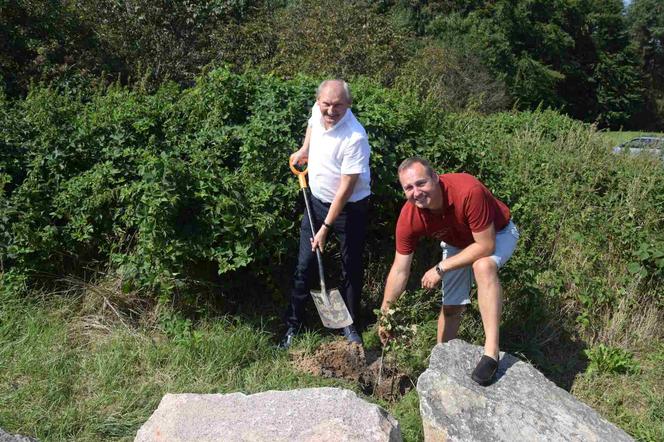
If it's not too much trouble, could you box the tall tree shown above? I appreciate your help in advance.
[626,0,664,129]
[0,0,107,95]
[627,0,664,91]
[420,0,645,127]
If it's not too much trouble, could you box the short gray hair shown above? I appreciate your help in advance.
[398,157,438,179]
[316,79,352,104]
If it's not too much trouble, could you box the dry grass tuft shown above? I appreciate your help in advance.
[53,275,156,344]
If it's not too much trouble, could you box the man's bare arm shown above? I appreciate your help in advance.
[381,252,414,312]
[291,126,312,166]
[441,224,496,271]
[378,252,413,343]
[310,174,358,251]
[420,224,497,289]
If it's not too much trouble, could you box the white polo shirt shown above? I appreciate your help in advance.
[307,104,371,203]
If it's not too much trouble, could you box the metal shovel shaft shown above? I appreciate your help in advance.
[291,160,353,329]
[300,187,353,328]
[301,187,329,303]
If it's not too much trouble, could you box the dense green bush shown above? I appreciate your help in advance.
[1,69,662,361]
[0,69,428,297]
[1,70,300,295]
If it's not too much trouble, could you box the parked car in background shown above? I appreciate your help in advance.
[612,136,664,161]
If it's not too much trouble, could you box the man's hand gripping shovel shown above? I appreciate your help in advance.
[290,160,353,329]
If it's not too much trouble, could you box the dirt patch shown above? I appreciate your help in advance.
[290,339,413,401]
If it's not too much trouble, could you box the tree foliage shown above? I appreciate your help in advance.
[395,41,509,113]
[422,0,646,127]
[627,0,664,128]
[268,0,412,84]
[73,0,266,84]
[628,0,664,91]
[0,0,661,128]
[0,0,110,95]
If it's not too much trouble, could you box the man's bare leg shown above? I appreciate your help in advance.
[436,305,466,344]
[473,257,502,360]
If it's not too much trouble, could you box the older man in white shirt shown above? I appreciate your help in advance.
[280,79,371,348]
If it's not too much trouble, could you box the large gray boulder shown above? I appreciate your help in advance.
[0,428,38,442]
[135,387,401,442]
[418,340,633,442]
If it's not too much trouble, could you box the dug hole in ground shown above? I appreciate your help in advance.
[290,339,412,402]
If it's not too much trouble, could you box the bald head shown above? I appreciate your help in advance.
[316,79,352,129]
[317,80,352,104]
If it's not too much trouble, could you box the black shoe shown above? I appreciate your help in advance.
[342,325,362,345]
[471,355,499,386]
[278,327,299,350]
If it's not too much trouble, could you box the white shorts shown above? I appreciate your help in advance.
[440,220,519,305]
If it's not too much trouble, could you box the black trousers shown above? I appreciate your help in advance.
[286,194,369,330]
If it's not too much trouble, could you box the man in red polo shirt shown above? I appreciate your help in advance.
[378,157,519,385]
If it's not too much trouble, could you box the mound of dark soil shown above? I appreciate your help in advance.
[290,339,412,401]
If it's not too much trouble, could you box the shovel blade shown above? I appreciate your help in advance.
[310,288,353,329]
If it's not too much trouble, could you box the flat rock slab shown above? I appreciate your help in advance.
[0,428,38,442]
[135,387,401,442]
[418,339,633,442]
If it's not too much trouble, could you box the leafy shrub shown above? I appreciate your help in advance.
[629,240,664,280]
[373,289,439,374]
[267,0,412,84]
[584,344,640,375]
[395,41,509,114]
[1,69,662,365]
[159,308,204,348]
[0,68,429,297]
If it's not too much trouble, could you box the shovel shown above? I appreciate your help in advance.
[290,160,354,329]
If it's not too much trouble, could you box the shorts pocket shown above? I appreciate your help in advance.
[509,223,520,240]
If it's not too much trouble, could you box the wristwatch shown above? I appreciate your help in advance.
[435,263,444,277]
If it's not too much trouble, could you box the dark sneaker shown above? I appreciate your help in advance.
[471,355,499,386]
[342,325,362,345]
[278,327,299,350]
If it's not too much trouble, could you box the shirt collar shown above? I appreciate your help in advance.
[433,175,449,214]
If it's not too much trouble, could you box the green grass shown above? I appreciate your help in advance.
[601,130,664,146]
[2,284,664,442]
[571,341,664,442]
[2,287,661,441]
[0,291,424,441]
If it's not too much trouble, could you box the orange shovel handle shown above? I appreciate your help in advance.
[289,158,308,189]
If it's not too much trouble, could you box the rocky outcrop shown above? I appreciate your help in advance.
[417,339,633,442]
[0,428,38,442]
[135,387,401,442]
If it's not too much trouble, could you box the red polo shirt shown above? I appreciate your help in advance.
[396,173,511,254]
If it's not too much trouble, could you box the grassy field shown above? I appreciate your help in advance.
[572,341,664,441]
[0,286,426,441]
[1,282,662,441]
[601,131,664,146]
